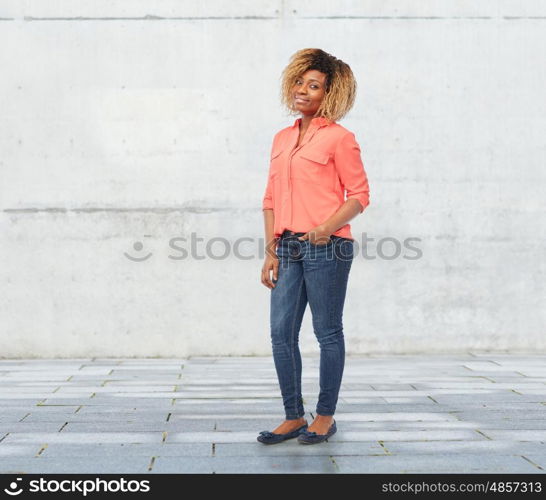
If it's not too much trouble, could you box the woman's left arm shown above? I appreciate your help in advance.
[321,198,365,236]
[301,131,370,243]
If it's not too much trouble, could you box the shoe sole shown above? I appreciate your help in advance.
[257,434,298,445]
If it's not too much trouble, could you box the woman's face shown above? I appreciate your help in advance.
[292,69,327,117]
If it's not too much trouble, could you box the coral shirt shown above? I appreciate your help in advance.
[262,116,370,241]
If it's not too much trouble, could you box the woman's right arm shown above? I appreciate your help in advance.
[261,208,278,289]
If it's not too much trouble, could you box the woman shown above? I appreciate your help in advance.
[258,48,370,445]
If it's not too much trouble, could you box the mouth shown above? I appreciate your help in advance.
[294,96,310,104]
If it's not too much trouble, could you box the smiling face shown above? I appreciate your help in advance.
[292,69,328,117]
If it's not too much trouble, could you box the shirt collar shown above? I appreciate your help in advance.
[292,116,333,128]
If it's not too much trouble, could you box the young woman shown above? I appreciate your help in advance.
[258,48,370,445]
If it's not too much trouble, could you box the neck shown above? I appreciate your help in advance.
[300,114,315,129]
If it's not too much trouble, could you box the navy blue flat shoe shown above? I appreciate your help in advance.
[257,422,308,445]
[297,419,337,444]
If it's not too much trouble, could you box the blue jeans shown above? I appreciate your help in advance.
[269,229,354,419]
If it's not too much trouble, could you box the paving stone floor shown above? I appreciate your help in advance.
[0,353,545,474]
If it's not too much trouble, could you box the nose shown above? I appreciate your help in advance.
[295,82,309,94]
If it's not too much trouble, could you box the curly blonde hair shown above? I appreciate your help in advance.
[280,48,357,122]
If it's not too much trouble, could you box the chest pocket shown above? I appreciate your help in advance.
[293,149,333,186]
[299,150,330,165]
[269,148,284,179]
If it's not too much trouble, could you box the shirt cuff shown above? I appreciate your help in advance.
[347,195,369,214]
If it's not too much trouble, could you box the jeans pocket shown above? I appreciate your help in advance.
[335,238,354,261]
[308,237,333,247]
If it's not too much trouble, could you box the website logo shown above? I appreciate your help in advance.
[4,477,23,496]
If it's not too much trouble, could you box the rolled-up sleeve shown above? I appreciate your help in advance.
[262,172,274,210]
[262,141,275,210]
[334,131,370,213]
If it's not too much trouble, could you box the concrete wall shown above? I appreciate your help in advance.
[1,1,544,357]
